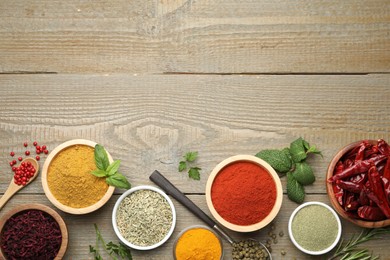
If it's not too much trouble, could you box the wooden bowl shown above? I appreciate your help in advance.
[326,139,390,228]
[42,139,115,214]
[206,155,283,232]
[0,203,68,260]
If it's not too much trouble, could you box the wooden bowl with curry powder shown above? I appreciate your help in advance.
[41,139,115,214]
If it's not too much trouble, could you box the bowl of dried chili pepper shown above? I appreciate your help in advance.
[326,139,390,228]
[206,155,283,232]
[0,203,68,259]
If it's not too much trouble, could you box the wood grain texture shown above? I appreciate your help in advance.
[1,194,390,259]
[0,0,389,74]
[0,74,389,195]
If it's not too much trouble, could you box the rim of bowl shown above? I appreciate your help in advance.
[41,139,115,214]
[0,203,68,260]
[205,155,283,232]
[288,201,342,255]
[112,185,177,250]
[326,139,390,228]
[172,225,224,260]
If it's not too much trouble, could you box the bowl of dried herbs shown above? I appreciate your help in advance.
[112,185,176,250]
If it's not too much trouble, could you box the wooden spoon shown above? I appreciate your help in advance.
[0,157,39,210]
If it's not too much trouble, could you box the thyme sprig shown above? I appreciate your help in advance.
[328,228,390,260]
[89,224,132,260]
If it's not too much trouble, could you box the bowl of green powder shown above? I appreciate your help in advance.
[112,185,176,250]
[288,201,342,255]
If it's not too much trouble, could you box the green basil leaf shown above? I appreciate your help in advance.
[91,169,108,178]
[94,144,110,171]
[107,160,121,176]
[185,151,198,162]
[188,167,201,180]
[255,149,292,174]
[290,138,307,163]
[106,173,131,189]
[178,161,187,172]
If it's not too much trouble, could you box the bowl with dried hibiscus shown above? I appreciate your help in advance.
[326,139,390,228]
[0,203,68,260]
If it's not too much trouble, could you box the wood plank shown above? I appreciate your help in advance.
[1,194,389,259]
[0,0,389,74]
[0,74,389,195]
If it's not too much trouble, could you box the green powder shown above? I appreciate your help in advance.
[291,205,338,252]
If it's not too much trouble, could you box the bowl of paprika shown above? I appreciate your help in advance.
[206,155,283,232]
[326,139,390,228]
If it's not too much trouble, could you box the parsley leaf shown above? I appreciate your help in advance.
[178,151,201,180]
[185,151,198,162]
[188,167,201,180]
[178,161,187,172]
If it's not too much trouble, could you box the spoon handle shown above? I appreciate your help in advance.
[0,180,20,211]
[149,170,234,244]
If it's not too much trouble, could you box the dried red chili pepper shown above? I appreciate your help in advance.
[333,161,345,206]
[349,173,367,185]
[357,205,386,221]
[383,157,390,180]
[382,176,390,205]
[358,189,370,206]
[355,140,369,161]
[366,165,390,218]
[378,139,390,156]
[329,155,387,182]
[336,180,363,193]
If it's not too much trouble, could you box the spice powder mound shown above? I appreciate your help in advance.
[116,190,173,247]
[291,205,339,252]
[47,145,108,208]
[211,161,277,225]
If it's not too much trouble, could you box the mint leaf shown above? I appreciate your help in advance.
[95,144,110,170]
[185,151,198,162]
[178,161,187,172]
[107,160,121,176]
[91,169,108,178]
[292,162,315,185]
[188,167,201,180]
[290,138,307,163]
[287,172,305,203]
[256,149,292,174]
[306,145,323,157]
[106,173,131,189]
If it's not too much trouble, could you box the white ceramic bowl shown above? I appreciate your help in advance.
[288,201,342,255]
[112,185,176,250]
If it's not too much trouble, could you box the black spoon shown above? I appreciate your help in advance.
[149,170,272,259]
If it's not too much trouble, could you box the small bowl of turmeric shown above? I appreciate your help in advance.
[173,225,223,260]
[41,139,115,214]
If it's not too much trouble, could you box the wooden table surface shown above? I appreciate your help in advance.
[1,1,389,259]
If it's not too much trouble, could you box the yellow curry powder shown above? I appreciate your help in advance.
[175,228,222,260]
[47,145,108,208]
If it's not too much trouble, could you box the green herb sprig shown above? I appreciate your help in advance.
[89,224,132,260]
[256,137,322,203]
[91,144,131,189]
[328,228,390,260]
[178,151,201,180]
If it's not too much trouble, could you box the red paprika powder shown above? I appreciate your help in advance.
[211,161,276,225]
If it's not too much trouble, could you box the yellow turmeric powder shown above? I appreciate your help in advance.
[47,145,108,208]
[175,227,222,260]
